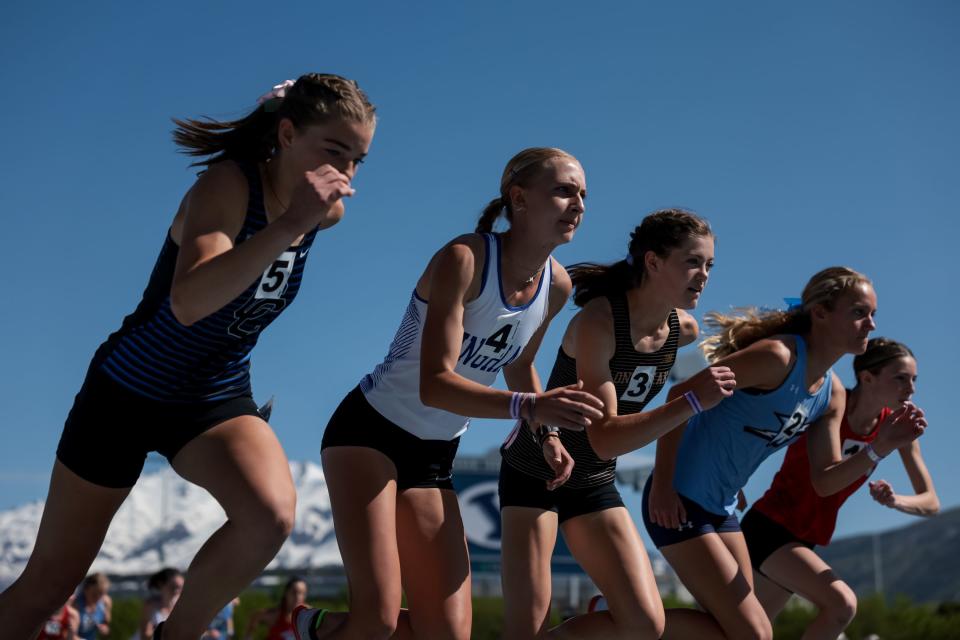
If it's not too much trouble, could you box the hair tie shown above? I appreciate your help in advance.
[783,297,803,312]
[625,253,635,266]
[257,79,296,111]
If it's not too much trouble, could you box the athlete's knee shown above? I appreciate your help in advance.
[502,604,550,640]
[269,491,297,539]
[348,608,399,639]
[232,486,297,544]
[254,498,296,543]
[618,619,664,640]
[612,607,665,640]
[723,611,773,640]
[639,612,667,640]
[416,621,471,640]
[408,605,471,640]
[342,589,401,640]
[821,581,857,626]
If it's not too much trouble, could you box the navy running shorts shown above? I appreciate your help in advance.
[57,365,262,488]
[641,475,740,548]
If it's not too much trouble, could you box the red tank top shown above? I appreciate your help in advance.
[38,606,72,640]
[752,403,891,545]
[266,611,295,640]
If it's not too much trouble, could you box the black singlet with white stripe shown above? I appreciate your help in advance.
[501,294,680,488]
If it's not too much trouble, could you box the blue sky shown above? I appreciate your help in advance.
[0,1,957,550]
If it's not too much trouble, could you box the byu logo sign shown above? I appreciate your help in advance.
[457,479,502,551]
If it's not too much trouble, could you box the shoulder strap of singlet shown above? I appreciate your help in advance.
[233,161,268,236]
[478,233,493,296]
[608,293,633,352]
[667,308,680,339]
[792,333,808,380]
[542,255,553,319]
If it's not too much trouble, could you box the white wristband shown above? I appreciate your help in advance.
[864,443,884,464]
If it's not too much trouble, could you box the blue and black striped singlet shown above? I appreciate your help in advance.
[93,162,318,403]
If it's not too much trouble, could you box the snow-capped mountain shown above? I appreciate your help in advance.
[0,461,340,588]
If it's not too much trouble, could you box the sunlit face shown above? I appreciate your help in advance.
[510,157,586,245]
[284,581,308,609]
[861,356,918,408]
[815,282,877,354]
[275,117,374,224]
[649,234,715,310]
[278,117,374,179]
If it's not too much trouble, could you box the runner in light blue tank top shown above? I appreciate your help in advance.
[639,267,925,639]
[674,334,833,515]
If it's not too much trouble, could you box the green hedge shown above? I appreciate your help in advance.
[98,591,960,639]
[771,595,960,640]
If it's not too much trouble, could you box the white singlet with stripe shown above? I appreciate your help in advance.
[360,233,552,441]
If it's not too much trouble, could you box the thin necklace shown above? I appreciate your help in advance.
[520,266,543,286]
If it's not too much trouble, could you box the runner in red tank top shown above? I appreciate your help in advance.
[242,577,306,640]
[741,338,939,639]
[36,599,79,640]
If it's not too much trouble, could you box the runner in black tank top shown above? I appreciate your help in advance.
[0,74,376,640]
[499,210,738,639]
[501,297,680,488]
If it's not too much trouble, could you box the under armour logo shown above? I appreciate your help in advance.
[676,521,694,531]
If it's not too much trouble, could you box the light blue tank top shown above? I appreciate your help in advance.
[75,594,107,640]
[673,335,833,515]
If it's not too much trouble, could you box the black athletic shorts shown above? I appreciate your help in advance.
[498,459,624,524]
[740,507,815,575]
[57,366,262,489]
[641,475,741,548]
[321,386,460,491]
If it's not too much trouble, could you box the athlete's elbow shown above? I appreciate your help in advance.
[591,440,617,461]
[587,422,619,460]
[810,475,838,498]
[419,374,445,409]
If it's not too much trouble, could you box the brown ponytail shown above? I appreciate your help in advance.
[172,73,376,170]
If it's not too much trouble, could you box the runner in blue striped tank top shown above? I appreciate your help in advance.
[499,210,739,639]
[644,266,925,639]
[0,74,376,640]
[294,148,604,640]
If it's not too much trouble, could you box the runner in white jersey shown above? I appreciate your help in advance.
[360,229,555,440]
[294,148,604,640]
